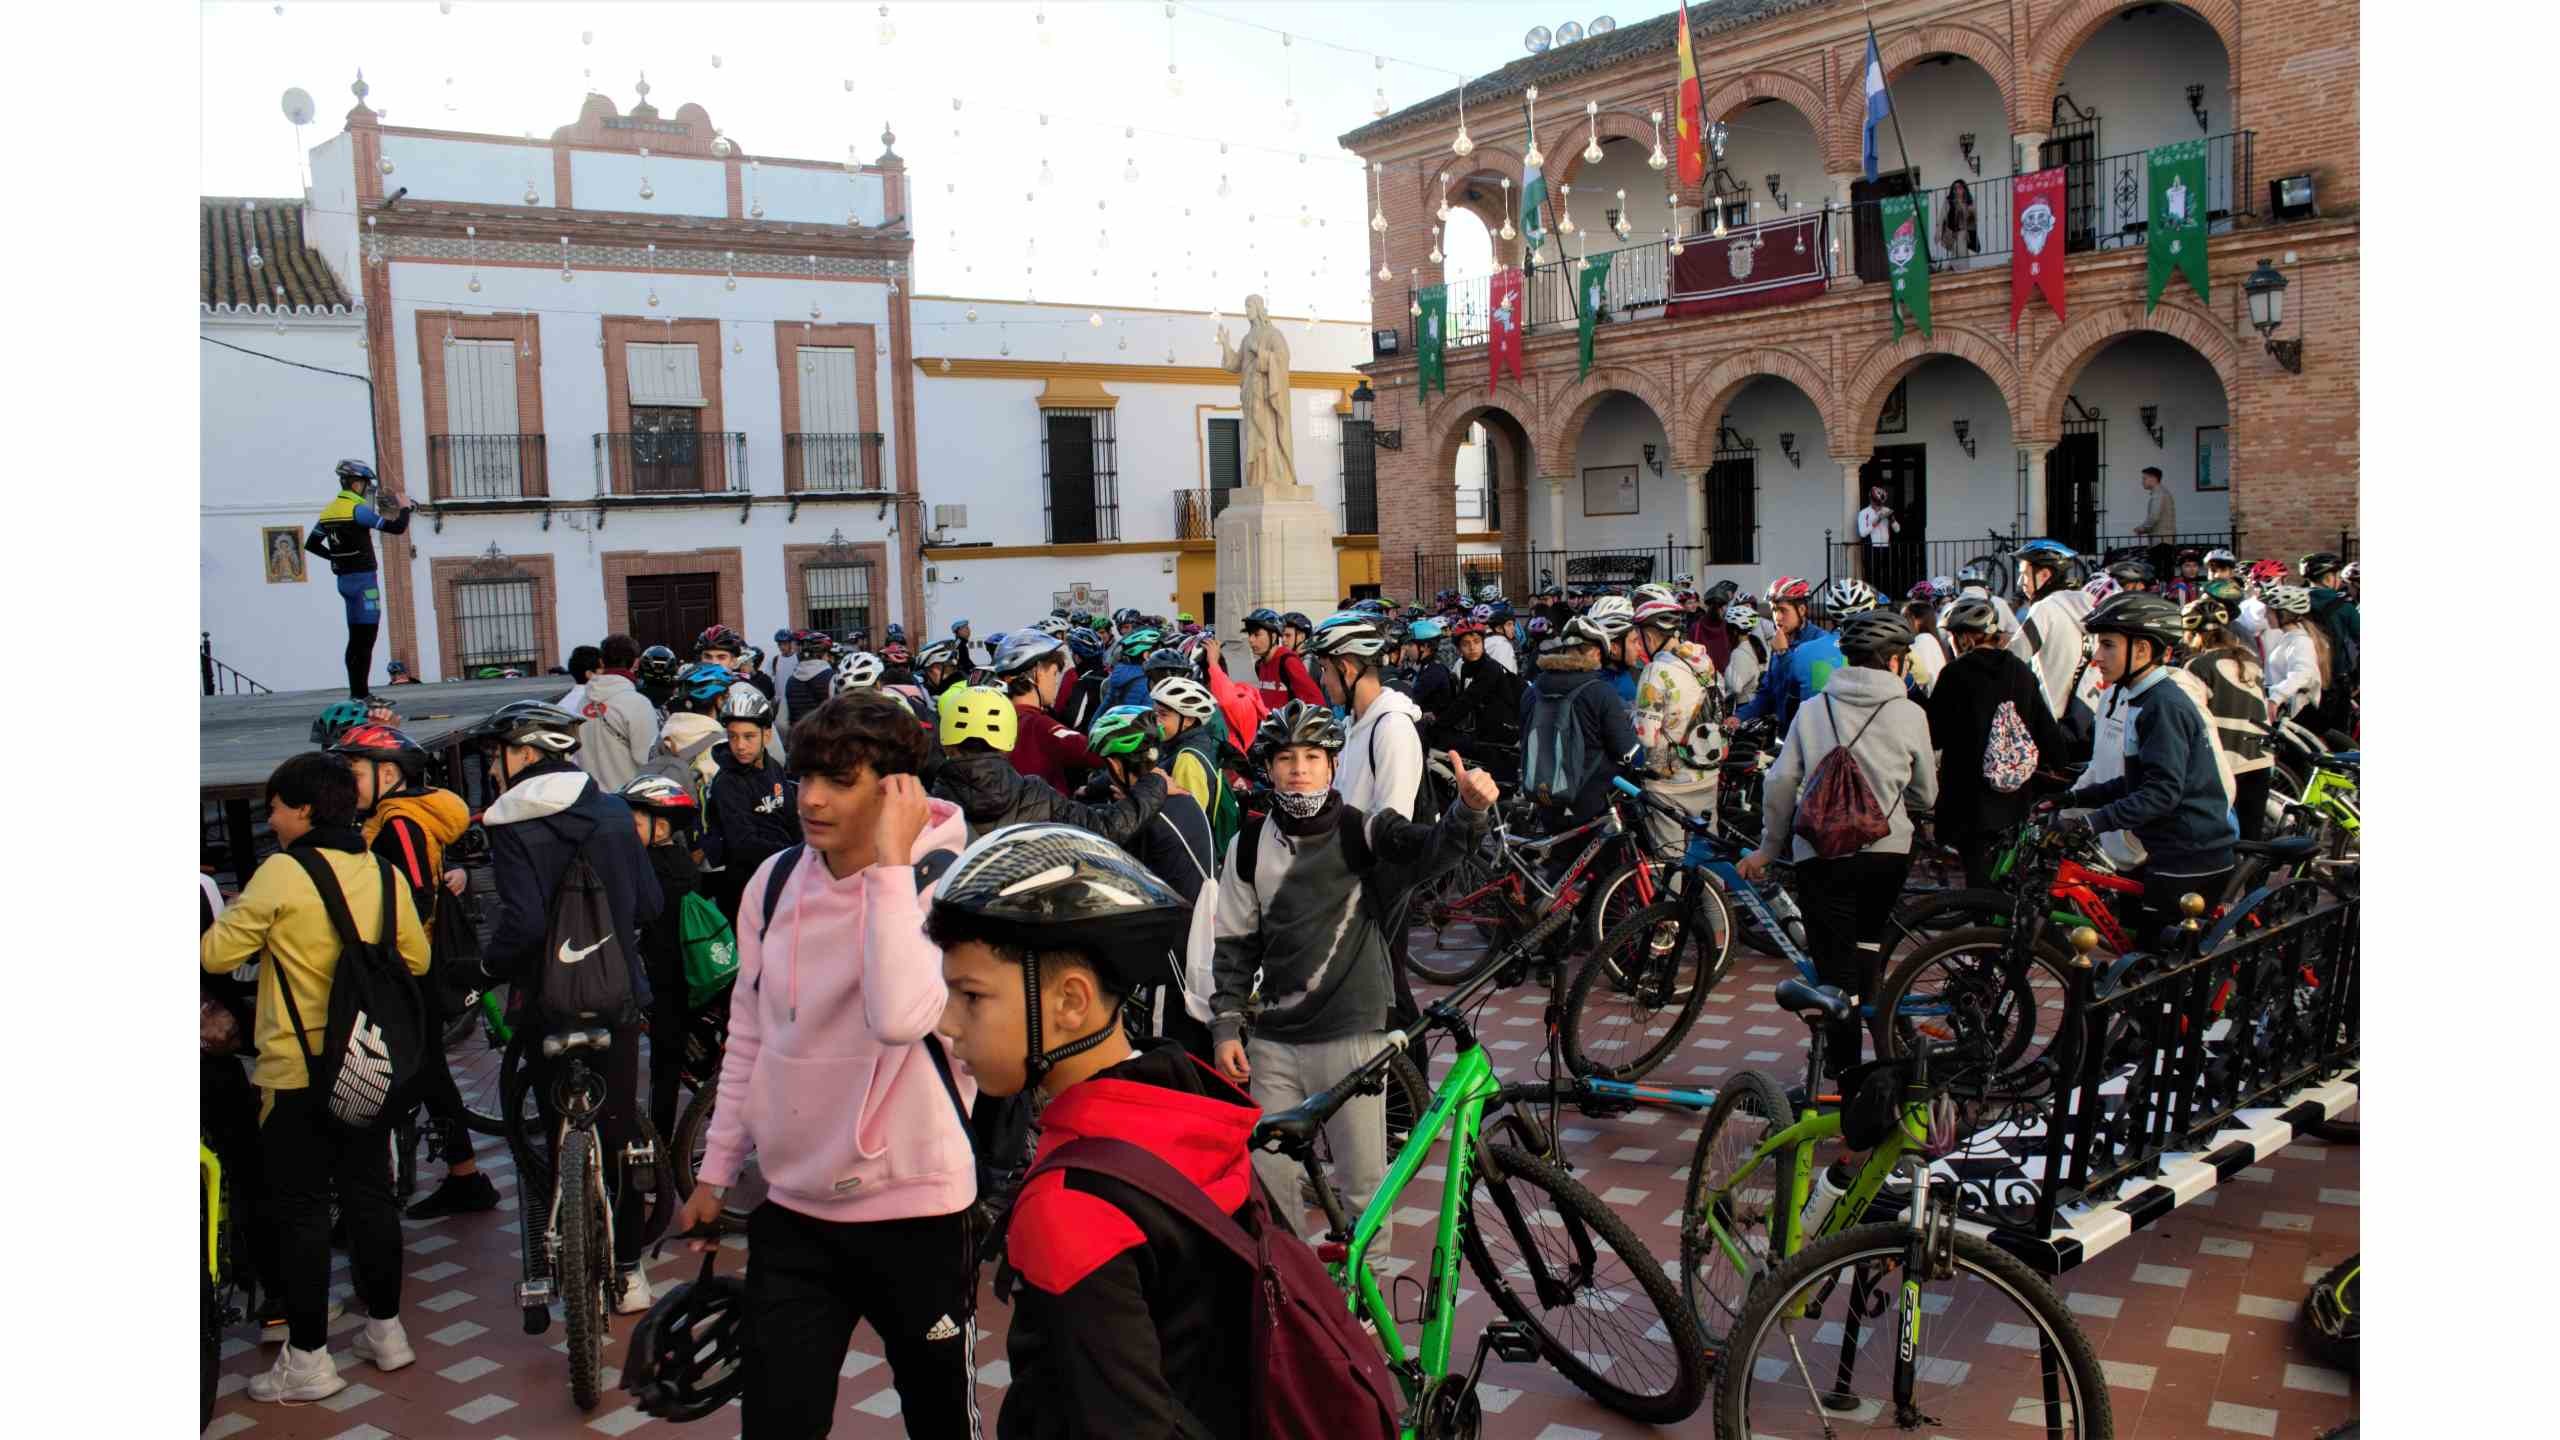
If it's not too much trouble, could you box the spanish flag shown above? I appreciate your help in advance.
[1674,0,1705,187]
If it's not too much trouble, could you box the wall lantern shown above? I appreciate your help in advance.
[1951,418,1976,458]
[1957,134,1981,176]
[2243,258,2302,373]
[1777,432,1801,468]
[2186,84,2209,133]
[2138,404,2165,447]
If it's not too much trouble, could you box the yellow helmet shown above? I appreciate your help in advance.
[937,684,1019,753]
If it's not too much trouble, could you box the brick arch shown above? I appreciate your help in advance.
[1680,346,1842,462]
[1703,69,1832,154]
[1842,325,2026,443]
[2029,299,2238,439]
[1554,107,1663,186]
[1417,158,1533,266]
[1827,24,2015,172]
[1425,385,1543,482]
[2022,0,2240,130]
[1544,365,1682,471]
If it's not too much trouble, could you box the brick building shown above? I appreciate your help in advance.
[1339,0,2356,599]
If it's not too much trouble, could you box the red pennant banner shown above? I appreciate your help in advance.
[1489,267,1525,394]
[2011,167,2068,330]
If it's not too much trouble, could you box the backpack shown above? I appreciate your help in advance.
[1792,695,1900,859]
[637,731,722,797]
[1519,684,1592,813]
[278,851,431,1132]
[679,891,740,1007]
[1982,699,2039,794]
[539,844,638,1025]
[1017,1137,1401,1440]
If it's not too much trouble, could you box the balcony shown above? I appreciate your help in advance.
[428,434,547,501]
[1174,486,1234,540]
[785,432,886,493]
[593,431,749,499]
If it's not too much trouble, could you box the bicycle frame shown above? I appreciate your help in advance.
[2300,766,2359,833]
[1697,1100,1931,1290]
[200,1140,225,1280]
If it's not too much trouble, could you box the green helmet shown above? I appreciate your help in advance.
[310,699,370,747]
[1118,627,1163,658]
[1087,704,1163,762]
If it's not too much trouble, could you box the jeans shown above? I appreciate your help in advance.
[1247,1030,1396,1254]
[1793,851,1915,1081]
[261,1086,402,1350]
[739,1202,981,1438]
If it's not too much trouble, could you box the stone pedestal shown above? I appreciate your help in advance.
[1215,482,1338,662]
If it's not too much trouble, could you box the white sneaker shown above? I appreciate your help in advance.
[615,1266,653,1315]
[247,1343,348,1403]
[351,1316,415,1373]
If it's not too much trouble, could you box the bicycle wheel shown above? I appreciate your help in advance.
[1460,1143,1708,1424]
[1714,1223,2113,1440]
[455,991,514,1136]
[671,1078,767,1232]
[1382,1046,1430,1154]
[1878,888,2017,971]
[1406,847,1518,987]
[1680,1068,1794,1351]
[558,1128,607,1412]
[1581,844,1661,952]
[1872,926,2078,1084]
[1564,891,1731,1080]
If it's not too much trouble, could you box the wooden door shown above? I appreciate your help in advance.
[2045,433,2101,554]
[1858,445,1928,597]
[626,573,719,655]
[2039,131,2098,253]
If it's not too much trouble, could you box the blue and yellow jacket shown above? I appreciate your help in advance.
[306,487,412,577]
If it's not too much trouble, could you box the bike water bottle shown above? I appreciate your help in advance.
[1801,1161,1852,1238]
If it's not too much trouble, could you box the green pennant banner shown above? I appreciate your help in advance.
[1880,193,1932,340]
[1416,284,1449,399]
[1576,252,1614,379]
[2146,139,2210,311]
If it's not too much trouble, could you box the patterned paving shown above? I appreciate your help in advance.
[208,937,2358,1437]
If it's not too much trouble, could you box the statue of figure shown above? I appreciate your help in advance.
[1215,294,1297,491]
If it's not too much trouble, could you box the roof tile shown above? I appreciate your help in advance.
[201,197,356,312]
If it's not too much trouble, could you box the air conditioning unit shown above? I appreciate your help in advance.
[933,504,969,528]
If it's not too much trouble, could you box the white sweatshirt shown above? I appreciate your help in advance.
[1338,686,1425,820]
[2264,626,2322,717]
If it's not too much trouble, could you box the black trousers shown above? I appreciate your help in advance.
[262,1087,403,1350]
[1795,851,1914,1081]
[1941,828,2006,891]
[2233,768,2272,843]
[203,1056,280,1303]
[2131,867,2235,952]
[740,1202,981,1438]
[413,981,476,1168]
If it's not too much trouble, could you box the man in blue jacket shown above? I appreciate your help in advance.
[303,458,412,698]
[1733,577,1855,737]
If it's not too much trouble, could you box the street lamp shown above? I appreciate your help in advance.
[2243,258,2302,373]
[1351,380,1374,424]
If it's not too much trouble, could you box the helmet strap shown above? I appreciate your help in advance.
[1019,950,1118,1085]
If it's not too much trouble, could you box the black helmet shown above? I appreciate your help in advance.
[1141,646,1194,681]
[624,1253,746,1421]
[2085,592,2185,656]
[1942,596,2002,635]
[1836,609,1916,662]
[335,458,377,490]
[1700,579,1741,609]
[636,645,682,685]
[2182,595,2234,636]
[462,699,582,755]
[1279,611,1314,637]
[1251,700,1347,765]
[2298,550,2345,582]
[2105,558,2157,588]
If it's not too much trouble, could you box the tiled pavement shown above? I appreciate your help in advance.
[208,939,2357,1438]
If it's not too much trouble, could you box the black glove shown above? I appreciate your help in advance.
[2053,810,2096,839]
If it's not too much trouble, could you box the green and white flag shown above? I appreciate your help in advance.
[1521,156,1550,255]
[2145,139,2209,312]
[1880,193,1932,340]
[1576,252,1614,379]
[1416,284,1449,399]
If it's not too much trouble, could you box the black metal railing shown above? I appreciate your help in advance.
[1174,487,1233,540]
[1822,527,2244,594]
[200,632,270,696]
[429,433,547,500]
[785,432,885,493]
[1524,235,1674,329]
[1412,539,1714,602]
[594,431,749,496]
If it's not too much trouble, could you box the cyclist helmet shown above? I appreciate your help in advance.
[2340,560,2359,586]
[1149,676,1217,721]
[1114,627,1161,660]
[2201,577,2247,605]
[2266,584,2314,616]
[1632,597,1685,632]
[1241,607,1284,636]
[334,457,378,491]
[624,1255,747,1421]
[1279,611,1315,639]
[2084,592,2187,655]
[2298,551,2345,583]
[1942,596,2002,635]
[1765,576,1814,605]
[1251,700,1348,765]
[832,652,885,693]
[1141,646,1196,684]
[1835,609,1916,663]
[693,625,747,659]
[1086,704,1163,763]
[1407,618,1446,644]
[1700,579,1741,609]
[1451,619,1488,639]
[676,663,737,708]
[1113,607,1144,627]
[1030,617,1071,640]
[1305,612,1389,660]
[328,722,429,780]
[618,773,702,832]
[1722,602,1763,631]
[2081,574,2122,606]
[938,684,1020,752]
[1350,597,1393,618]
[2181,595,2234,636]
[310,699,372,747]
[2014,539,2086,585]
[1632,582,1678,607]
[384,659,409,678]
[1488,600,1516,622]
[1821,577,1881,617]
[991,632,1066,676]
[463,699,582,755]
[884,623,907,644]
[716,682,774,726]
[1065,627,1107,663]
[1561,614,1617,648]
[1525,615,1553,639]
[636,645,682,685]
[913,639,958,673]
[878,639,911,666]
[2105,558,2157,588]
[2247,559,2288,584]
[1587,594,1634,624]
[2203,547,2238,568]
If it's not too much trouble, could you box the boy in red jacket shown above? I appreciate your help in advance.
[1244,607,1324,709]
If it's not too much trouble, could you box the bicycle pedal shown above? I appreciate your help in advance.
[515,1279,555,1309]
[1478,1321,1542,1365]
[1574,1097,1637,1120]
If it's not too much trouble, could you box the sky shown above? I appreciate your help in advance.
[200,0,1634,317]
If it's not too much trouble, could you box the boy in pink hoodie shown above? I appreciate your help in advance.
[677,690,981,1437]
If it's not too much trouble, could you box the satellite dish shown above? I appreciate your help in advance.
[1558,21,1586,45]
[1590,16,1617,36]
[281,87,315,126]
[1524,25,1551,53]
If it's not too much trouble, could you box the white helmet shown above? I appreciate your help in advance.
[1148,676,1217,720]
[1587,594,1634,622]
[2267,584,2313,616]
[716,682,774,725]
[1820,577,1880,617]
[1722,602,1762,631]
[832,652,885,694]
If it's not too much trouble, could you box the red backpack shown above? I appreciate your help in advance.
[1792,694,1899,859]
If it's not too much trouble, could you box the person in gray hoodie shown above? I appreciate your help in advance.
[573,633,661,792]
[1741,610,1938,1079]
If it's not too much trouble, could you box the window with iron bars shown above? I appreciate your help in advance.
[1340,419,1379,534]
[805,563,874,646]
[1041,408,1120,544]
[1703,440,1759,565]
[455,578,540,673]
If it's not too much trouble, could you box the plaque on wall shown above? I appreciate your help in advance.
[1581,464,1641,517]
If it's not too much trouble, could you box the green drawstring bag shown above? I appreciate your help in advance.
[681,892,741,1007]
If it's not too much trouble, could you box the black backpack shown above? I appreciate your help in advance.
[538,844,638,1024]
[279,850,430,1132]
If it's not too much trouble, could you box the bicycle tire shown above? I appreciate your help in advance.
[1679,1068,1794,1352]
[558,1128,606,1412]
[1872,925,2080,1084]
[671,1078,767,1232]
[455,998,514,1136]
[1879,887,2018,969]
[1383,1046,1430,1154]
[1460,1143,1709,1424]
[1581,846,1659,953]
[1714,1223,2113,1440]
[1405,851,1519,987]
[1564,891,1730,1080]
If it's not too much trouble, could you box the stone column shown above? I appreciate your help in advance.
[2018,445,2050,536]
[2013,131,2050,177]
[1685,465,1707,556]
[1543,474,1570,556]
[1826,172,1860,282]
[1833,454,1868,579]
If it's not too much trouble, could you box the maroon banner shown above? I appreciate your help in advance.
[1665,211,1830,319]
[1489,267,1524,394]
[2011,167,2068,330]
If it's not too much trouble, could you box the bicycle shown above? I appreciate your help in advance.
[1404,785,1664,989]
[201,1138,251,1430]
[1253,961,1710,1430]
[1683,982,2112,1438]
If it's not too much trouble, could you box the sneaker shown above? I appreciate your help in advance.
[615,1266,654,1316]
[350,1316,415,1373]
[258,1299,345,1345]
[247,1343,347,1403]
[404,1170,500,1220]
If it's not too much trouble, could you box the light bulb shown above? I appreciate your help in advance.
[1650,144,1667,171]
[1374,87,1388,118]
[733,334,744,354]
[379,156,394,176]
[247,248,264,270]
[647,288,659,308]
[712,134,732,159]
[1117,335,1127,350]
[1525,141,1544,169]
[1036,7,1051,44]
[1377,261,1391,281]
[1088,312,1103,327]
[876,5,894,45]
[965,307,977,321]
[468,274,482,293]
[1040,158,1055,185]
[1370,209,1387,234]
[1409,297,1421,317]
[1217,173,1231,199]
[1452,127,1473,158]
[1124,157,1139,183]
[639,181,654,200]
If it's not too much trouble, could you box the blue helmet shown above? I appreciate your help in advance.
[1065,627,1108,662]
[1242,607,1284,635]
[678,664,738,705]
[2014,538,2086,585]
[1408,618,1446,643]
[335,458,377,490]
[952,619,972,633]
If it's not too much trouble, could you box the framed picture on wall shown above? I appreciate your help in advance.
[1875,380,1908,435]
[2194,425,2227,491]
[261,526,307,584]
[1582,464,1641,516]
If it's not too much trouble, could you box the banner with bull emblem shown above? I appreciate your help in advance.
[1880,193,1932,340]
[2011,167,2068,330]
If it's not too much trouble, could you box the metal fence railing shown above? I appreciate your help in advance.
[785,432,885,493]
[594,431,749,496]
[1823,528,2245,596]
[1173,487,1232,541]
[1412,539,1717,601]
[429,433,546,500]
[200,632,270,696]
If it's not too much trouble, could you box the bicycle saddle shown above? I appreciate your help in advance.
[1774,978,1854,1023]
[1250,1093,1335,1156]
[541,1024,615,1058]
[2232,834,2320,861]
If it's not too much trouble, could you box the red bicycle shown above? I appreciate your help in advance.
[1404,785,1662,989]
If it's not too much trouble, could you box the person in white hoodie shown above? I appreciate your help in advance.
[1304,612,1423,819]
[2262,585,2325,720]
[574,633,661,791]
[2007,541,2101,741]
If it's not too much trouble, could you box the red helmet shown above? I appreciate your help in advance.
[694,624,747,658]
[617,774,701,830]
[328,722,428,779]
[1451,619,1488,638]
[1765,576,1813,603]
[880,640,912,664]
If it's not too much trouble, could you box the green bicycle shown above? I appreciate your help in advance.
[1681,979,2112,1438]
[1252,962,1709,1433]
